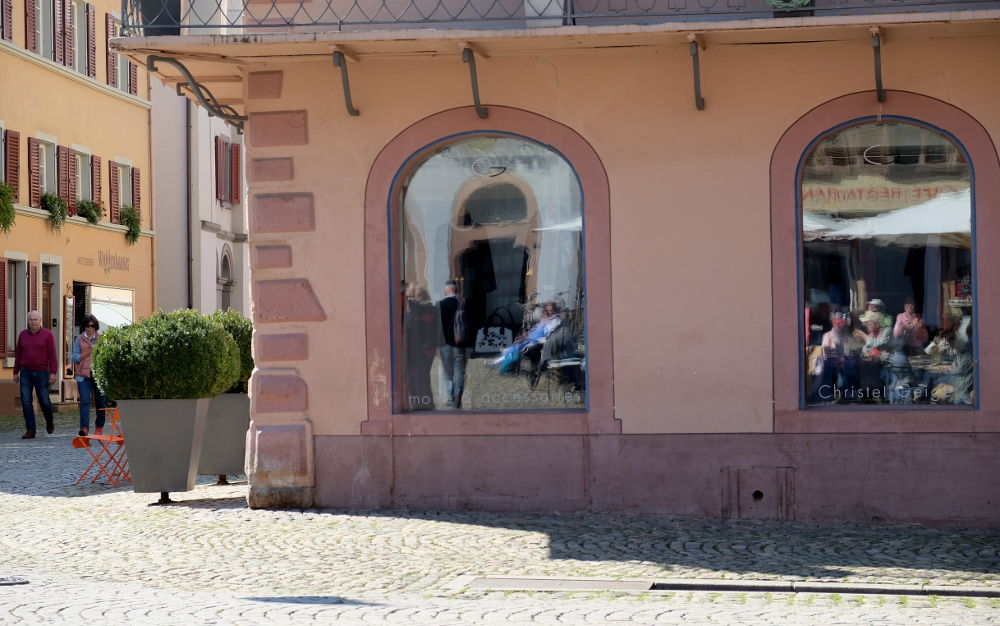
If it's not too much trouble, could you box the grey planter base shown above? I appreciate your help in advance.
[117,398,209,494]
[198,393,250,476]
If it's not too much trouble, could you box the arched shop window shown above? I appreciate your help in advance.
[396,135,586,413]
[801,120,974,408]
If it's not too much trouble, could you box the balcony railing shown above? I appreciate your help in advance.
[122,0,996,35]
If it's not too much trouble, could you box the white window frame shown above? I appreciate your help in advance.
[72,0,87,73]
[36,0,54,60]
[4,256,27,354]
[38,140,57,195]
[73,146,92,202]
[0,122,5,186]
[117,162,132,208]
[110,19,128,91]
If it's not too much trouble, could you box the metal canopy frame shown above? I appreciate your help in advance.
[147,55,248,132]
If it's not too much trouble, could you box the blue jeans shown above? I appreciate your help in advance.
[439,345,467,408]
[19,369,54,432]
[77,377,107,429]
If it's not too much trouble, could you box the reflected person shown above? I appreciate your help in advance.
[72,314,108,435]
[13,311,58,439]
[438,280,467,409]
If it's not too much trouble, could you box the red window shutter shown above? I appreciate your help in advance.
[0,257,6,358]
[4,130,18,201]
[25,0,36,53]
[28,137,40,208]
[66,149,77,214]
[54,0,63,64]
[57,146,69,209]
[108,160,119,223]
[2,0,12,42]
[214,136,224,202]
[128,61,137,95]
[91,155,100,207]
[105,13,114,86]
[131,166,140,223]
[62,0,72,67]
[86,3,95,77]
[28,261,38,313]
[230,143,241,205]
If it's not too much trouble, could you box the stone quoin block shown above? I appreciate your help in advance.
[250,424,308,475]
[250,157,294,182]
[251,193,314,233]
[254,374,309,414]
[252,244,293,269]
[249,110,308,147]
[256,333,309,362]
[247,71,283,99]
[254,279,327,322]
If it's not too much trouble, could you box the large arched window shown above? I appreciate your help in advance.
[801,120,974,408]
[771,91,1000,433]
[397,135,586,412]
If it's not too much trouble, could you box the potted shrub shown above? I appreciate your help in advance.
[120,205,141,245]
[199,310,254,483]
[92,309,239,502]
[41,193,68,231]
[0,182,15,233]
[75,199,104,224]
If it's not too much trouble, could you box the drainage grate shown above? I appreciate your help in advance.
[462,576,1000,598]
[0,577,28,587]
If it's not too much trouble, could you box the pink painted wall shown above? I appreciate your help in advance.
[245,34,1000,438]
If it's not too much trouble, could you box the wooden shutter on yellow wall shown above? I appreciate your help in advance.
[128,62,137,95]
[4,130,19,201]
[230,143,241,205]
[57,146,69,206]
[54,0,64,64]
[24,0,36,52]
[91,155,100,209]
[2,0,12,41]
[108,160,119,223]
[131,167,140,223]
[105,13,114,86]
[62,0,73,67]
[66,149,77,214]
[28,138,40,208]
[86,4,95,77]
[28,261,38,313]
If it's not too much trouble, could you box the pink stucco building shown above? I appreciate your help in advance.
[117,1,999,524]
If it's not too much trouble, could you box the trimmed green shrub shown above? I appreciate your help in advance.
[92,309,239,400]
[41,193,68,231]
[120,205,140,245]
[75,199,104,224]
[211,309,254,393]
[0,182,15,233]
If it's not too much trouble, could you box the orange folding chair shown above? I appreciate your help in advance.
[72,407,131,487]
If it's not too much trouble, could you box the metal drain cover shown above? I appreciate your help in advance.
[0,577,28,586]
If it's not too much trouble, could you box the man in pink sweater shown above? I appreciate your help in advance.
[13,310,58,439]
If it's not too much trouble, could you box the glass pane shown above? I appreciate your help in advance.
[399,136,585,412]
[802,121,973,407]
[90,286,133,328]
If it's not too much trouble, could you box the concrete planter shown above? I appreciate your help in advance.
[198,393,250,476]
[117,398,209,494]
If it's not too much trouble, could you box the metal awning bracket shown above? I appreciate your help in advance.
[871,27,886,103]
[147,55,247,131]
[460,45,488,119]
[687,33,705,111]
[331,46,360,117]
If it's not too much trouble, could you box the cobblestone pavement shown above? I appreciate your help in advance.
[1,413,999,625]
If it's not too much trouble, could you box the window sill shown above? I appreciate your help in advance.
[0,40,149,108]
[15,205,154,238]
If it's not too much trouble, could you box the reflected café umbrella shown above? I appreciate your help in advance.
[802,212,842,240]
[823,189,971,247]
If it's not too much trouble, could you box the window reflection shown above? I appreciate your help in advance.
[399,136,586,412]
[802,122,974,407]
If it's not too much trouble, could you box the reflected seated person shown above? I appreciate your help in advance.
[493,301,562,373]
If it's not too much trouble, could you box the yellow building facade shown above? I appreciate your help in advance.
[1,0,152,408]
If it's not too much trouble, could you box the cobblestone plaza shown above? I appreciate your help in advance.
[2,413,998,625]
